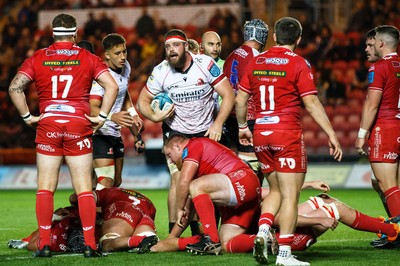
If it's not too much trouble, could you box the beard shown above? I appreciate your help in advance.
[167,52,187,70]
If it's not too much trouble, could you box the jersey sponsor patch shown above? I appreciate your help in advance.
[368,71,375,83]
[253,70,286,77]
[264,57,289,65]
[208,62,221,77]
[182,147,188,160]
[255,116,280,124]
[43,60,80,66]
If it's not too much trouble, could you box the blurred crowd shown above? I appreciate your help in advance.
[0,0,399,153]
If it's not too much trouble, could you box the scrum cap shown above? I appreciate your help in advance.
[244,19,269,46]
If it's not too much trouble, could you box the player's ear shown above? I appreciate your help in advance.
[199,43,204,51]
[104,51,111,60]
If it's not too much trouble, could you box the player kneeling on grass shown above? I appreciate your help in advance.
[151,181,400,257]
[161,134,262,255]
[70,187,159,253]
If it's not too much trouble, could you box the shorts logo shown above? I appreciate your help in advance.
[37,144,55,152]
[235,181,246,202]
[116,211,133,223]
[279,157,296,169]
[383,152,398,160]
[260,162,270,170]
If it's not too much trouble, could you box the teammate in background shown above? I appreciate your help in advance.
[70,187,158,253]
[223,19,269,175]
[187,39,200,54]
[137,29,235,236]
[355,26,400,219]
[90,33,144,190]
[77,40,95,54]
[151,181,400,253]
[200,31,225,118]
[8,13,118,258]
[163,134,261,255]
[236,17,342,265]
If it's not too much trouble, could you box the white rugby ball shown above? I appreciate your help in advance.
[151,92,173,112]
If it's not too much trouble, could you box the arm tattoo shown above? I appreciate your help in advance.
[9,74,31,94]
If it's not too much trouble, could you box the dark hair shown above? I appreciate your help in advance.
[375,25,399,48]
[52,13,76,30]
[102,33,126,51]
[365,28,376,40]
[164,29,187,42]
[274,17,302,45]
[77,40,95,54]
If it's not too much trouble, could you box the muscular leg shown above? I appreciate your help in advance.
[66,154,97,249]
[100,218,134,252]
[36,153,63,248]
[371,162,400,216]
[113,157,124,187]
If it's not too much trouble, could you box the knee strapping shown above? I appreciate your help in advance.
[99,233,121,245]
[321,202,340,220]
[94,165,115,181]
[306,196,325,210]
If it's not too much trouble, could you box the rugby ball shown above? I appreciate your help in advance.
[151,92,173,112]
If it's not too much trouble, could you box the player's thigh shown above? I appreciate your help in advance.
[371,162,399,189]
[36,153,63,191]
[277,172,305,198]
[102,218,135,237]
[65,153,93,193]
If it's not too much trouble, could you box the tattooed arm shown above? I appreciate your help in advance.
[8,73,41,127]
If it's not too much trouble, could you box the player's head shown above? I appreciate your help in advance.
[243,19,269,52]
[77,40,95,54]
[200,31,222,60]
[365,29,379,63]
[188,39,200,54]
[163,133,189,171]
[274,17,302,47]
[374,25,400,58]
[164,29,188,69]
[102,33,127,70]
[52,13,77,41]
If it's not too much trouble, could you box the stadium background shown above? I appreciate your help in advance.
[0,0,399,189]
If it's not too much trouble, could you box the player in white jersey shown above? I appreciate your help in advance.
[90,33,144,190]
[137,29,235,235]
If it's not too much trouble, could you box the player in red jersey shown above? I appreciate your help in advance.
[223,19,269,175]
[8,13,118,258]
[77,187,157,253]
[236,17,342,265]
[162,134,261,255]
[355,25,400,218]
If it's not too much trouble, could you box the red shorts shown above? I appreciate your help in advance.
[253,129,307,173]
[35,116,93,156]
[220,198,260,229]
[368,123,400,163]
[103,202,156,230]
[227,168,261,206]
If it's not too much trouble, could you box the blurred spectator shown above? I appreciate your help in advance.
[135,7,155,39]
[98,12,115,35]
[84,12,98,38]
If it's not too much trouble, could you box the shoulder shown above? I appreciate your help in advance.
[151,60,171,75]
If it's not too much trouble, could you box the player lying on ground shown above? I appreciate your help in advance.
[150,181,400,253]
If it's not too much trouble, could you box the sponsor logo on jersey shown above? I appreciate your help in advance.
[383,152,398,160]
[45,104,76,113]
[182,147,188,160]
[170,88,207,103]
[43,60,80,66]
[368,71,374,83]
[255,145,284,152]
[262,57,289,65]
[208,61,221,77]
[256,116,280,124]
[234,48,248,58]
[252,70,286,77]
[37,144,55,152]
[284,51,297,57]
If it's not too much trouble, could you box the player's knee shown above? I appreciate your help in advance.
[321,202,340,220]
[94,165,115,189]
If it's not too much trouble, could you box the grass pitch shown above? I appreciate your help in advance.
[0,188,397,266]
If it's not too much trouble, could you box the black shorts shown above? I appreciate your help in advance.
[224,117,255,153]
[93,135,124,159]
[162,123,208,143]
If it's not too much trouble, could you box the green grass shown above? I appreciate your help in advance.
[0,189,397,265]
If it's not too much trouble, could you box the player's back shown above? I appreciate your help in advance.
[241,46,317,129]
[369,54,400,123]
[19,42,108,116]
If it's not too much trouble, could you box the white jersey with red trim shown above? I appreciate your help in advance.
[146,53,226,134]
[90,60,131,137]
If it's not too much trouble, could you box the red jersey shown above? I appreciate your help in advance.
[18,41,109,118]
[239,46,318,130]
[223,44,259,120]
[95,187,156,218]
[182,137,250,177]
[367,53,400,124]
